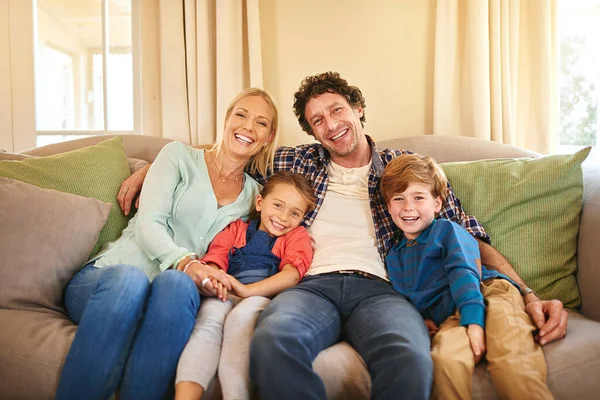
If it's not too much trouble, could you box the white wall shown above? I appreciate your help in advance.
[259,0,437,146]
[0,0,13,151]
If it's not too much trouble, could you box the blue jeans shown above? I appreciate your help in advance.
[56,264,200,400]
[250,274,432,400]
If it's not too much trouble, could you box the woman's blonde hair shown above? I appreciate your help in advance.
[211,88,279,177]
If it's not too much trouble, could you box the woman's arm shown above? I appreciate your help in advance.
[118,163,150,216]
[478,239,568,345]
[228,265,300,298]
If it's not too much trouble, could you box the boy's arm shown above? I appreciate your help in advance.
[228,265,300,298]
[477,239,568,345]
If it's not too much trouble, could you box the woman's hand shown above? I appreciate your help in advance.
[117,164,150,216]
[182,261,232,298]
[467,324,486,364]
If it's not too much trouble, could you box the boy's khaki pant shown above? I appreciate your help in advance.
[430,279,553,400]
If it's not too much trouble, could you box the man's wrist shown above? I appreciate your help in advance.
[521,287,538,303]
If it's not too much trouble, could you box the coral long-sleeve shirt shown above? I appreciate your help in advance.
[201,219,313,279]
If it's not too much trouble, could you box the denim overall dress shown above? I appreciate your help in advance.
[227,219,281,285]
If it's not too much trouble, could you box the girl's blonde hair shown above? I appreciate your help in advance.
[211,88,279,177]
[248,172,317,221]
[380,153,448,205]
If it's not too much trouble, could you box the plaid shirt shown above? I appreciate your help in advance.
[251,136,490,262]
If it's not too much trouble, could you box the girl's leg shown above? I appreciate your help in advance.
[219,296,271,400]
[430,313,475,400]
[120,270,201,400]
[174,297,233,400]
[483,279,553,400]
[56,264,150,400]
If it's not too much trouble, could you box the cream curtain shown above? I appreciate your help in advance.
[433,0,558,154]
[156,0,263,145]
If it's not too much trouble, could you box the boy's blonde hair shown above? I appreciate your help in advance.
[211,88,279,177]
[380,153,448,204]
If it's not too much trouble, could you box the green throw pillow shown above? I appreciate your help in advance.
[441,147,590,310]
[0,136,131,257]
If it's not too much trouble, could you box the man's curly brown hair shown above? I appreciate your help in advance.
[293,72,366,137]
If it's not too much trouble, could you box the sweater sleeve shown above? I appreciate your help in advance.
[437,220,486,328]
[201,220,245,271]
[134,142,195,271]
[279,226,313,279]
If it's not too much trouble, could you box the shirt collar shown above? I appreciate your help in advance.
[398,218,438,248]
[316,135,384,176]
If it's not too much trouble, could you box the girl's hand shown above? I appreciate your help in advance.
[226,275,251,298]
[424,319,439,337]
[184,261,231,297]
[208,277,229,301]
[467,324,486,364]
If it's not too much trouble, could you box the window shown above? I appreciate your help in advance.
[559,0,600,152]
[34,0,139,147]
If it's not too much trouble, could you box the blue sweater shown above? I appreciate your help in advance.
[386,219,515,328]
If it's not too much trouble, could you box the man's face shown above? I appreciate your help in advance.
[304,92,365,160]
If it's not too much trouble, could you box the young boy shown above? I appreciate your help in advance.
[380,153,553,400]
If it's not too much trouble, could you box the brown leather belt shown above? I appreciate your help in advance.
[323,270,390,285]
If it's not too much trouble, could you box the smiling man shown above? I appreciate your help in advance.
[248,71,568,400]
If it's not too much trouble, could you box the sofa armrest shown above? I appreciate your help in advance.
[577,158,600,322]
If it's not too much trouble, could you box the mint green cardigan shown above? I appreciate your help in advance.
[92,141,261,279]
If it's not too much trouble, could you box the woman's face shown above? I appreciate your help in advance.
[222,95,275,159]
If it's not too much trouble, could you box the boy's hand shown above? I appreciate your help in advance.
[424,319,439,337]
[467,324,486,364]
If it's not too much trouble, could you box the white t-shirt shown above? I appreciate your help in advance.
[306,160,388,280]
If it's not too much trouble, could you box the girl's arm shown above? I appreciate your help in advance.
[228,265,300,298]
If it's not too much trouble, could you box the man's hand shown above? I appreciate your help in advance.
[525,298,568,345]
[117,164,150,216]
[467,324,486,364]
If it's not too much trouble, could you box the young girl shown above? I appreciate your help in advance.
[175,171,317,400]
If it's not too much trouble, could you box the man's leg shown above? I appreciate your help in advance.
[342,278,432,400]
[250,276,343,400]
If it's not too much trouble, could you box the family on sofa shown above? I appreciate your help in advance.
[48,71,568,400]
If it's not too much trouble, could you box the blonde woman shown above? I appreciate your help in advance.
[56,88,279,400]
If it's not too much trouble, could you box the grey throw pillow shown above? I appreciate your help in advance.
[0,177,111,312]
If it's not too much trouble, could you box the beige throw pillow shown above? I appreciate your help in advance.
[0,177,111,312]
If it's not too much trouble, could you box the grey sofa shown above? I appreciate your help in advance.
[1,134,599,399]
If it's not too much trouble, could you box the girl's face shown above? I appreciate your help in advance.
[255,183,309,237]
[387,182,442,240]
[222,95,275,159]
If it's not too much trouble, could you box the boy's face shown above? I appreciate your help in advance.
[387,182,442,240]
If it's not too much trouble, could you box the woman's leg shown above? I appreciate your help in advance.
[175,297,234,400]
[56,264,150,400]
[120,269,201,400]
[219,296,271,400]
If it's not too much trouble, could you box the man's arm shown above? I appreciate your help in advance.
[478,239,568,345]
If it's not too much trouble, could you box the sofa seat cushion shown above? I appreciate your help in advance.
[0,309,76,399]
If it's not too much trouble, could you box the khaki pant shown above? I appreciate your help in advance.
[430,279,553,400]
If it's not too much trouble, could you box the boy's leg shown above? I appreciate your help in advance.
[430,312,474,400]
[219,296,271,400]
[483,279,553,399]
[342,278,432,400]
[250,276,343,400]
[176,297,234,392]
